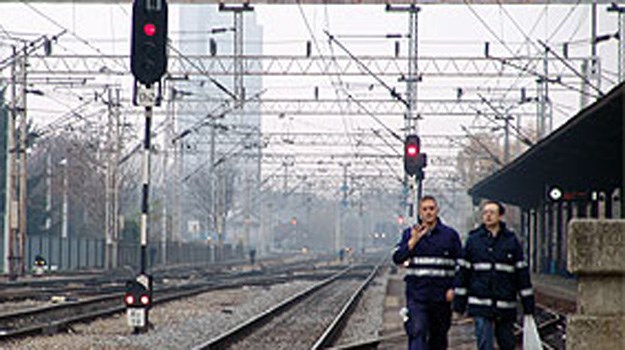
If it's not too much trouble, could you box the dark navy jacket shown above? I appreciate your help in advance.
[452,223,535,320]
[392,219,462,302]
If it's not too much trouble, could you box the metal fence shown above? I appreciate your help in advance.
[20,235,243,273]
[25,235,105,271]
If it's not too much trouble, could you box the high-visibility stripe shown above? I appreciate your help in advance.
[457,259,471,269]
[520,288,534,297]
[468,297,492,306]
[468,297,518,309]
[473,263,492,271]
[405,269,456,277]
[454,288,467,295]
[411,257,456,266]
[496,301,518,309]
[516,261,528,269]
[494,263,515,273]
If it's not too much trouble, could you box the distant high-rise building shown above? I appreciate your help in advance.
[177,5,263,248]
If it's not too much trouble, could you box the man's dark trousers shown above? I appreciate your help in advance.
[405,298,452,350]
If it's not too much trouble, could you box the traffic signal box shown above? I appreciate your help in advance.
[404,134,427,179]
[131,0,168,86]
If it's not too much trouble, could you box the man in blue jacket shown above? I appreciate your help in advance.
[392,195,462,350]
[453,200,535,350]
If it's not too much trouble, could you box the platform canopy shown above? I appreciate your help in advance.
[469,82,624,209]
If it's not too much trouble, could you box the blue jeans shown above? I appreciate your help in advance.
[404,300,451,350]
[474,316,515,350]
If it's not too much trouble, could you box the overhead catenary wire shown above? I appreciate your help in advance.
[463,0,601,103]
[20,1,124,71]
[538,39,604,97]
[296,4,400,190]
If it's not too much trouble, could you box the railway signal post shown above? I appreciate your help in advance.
[128,0,168,333]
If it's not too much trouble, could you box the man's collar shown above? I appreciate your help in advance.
[479,222,508,236]
[427,218,442,233]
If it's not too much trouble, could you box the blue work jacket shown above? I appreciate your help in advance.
[392,219,462,302]
[452,223,535,320]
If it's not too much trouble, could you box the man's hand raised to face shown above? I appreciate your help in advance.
[408,224,429,250]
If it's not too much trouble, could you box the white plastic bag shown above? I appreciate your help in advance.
[523,315,542,350]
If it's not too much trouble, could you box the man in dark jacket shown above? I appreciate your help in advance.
[453,200,535,350]
[392,195,462,350]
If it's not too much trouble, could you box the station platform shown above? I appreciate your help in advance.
[379,271,577,349]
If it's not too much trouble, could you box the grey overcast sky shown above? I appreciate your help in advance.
[0,3,620,142]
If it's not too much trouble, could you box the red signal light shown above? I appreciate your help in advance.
[143,23,156,37]
[406,145,418,157]
[140,295,150,305]
[125,295,135,305]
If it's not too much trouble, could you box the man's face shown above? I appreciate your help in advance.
[482,203,501,226]
[419,199,438,225]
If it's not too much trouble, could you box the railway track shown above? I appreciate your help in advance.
[192,263,381,350]
[0,257,342,341]
[514,304,566,350]
[0,254,330,304]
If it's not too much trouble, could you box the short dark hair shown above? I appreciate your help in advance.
[420,195,438,206]
[483,200,505,215]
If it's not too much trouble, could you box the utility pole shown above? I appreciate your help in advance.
[536,48,551,139]
[256,127,262,254]
[358,196,364,255]
[504,116,510,164]
[112,88,121,268]
[336,162,350,255]
[386,4,421,134]
[244,175,250,250]
[161,86,175,265]
[105,87,114,269]
[266,202,273,254]
[172,97,181,243]
[219,4,253,254]
[387,4,421,225]
[45,153,51,234]
[4,46,18,278]
[608,3,625,82]
[17,45,28,275]
[334,200,341,257]
[61,157,68,239]
[217,167,226,259]
[219,2,253,105]
[591,3,598,90]
[105,87,121,269]
[209,116,219,259]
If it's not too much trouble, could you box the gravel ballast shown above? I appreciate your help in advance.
[334,270,388,345]
[5,280,316,349]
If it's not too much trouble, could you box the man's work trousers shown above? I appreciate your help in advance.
[404,299,452,350]
[473,316,515,350]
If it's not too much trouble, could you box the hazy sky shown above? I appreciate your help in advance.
[0,2,620,174]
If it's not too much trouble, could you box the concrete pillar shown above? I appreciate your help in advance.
[539,203,547,273]
[530,209,538,273]
[555,202,564,274]
[567,220,625,350]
